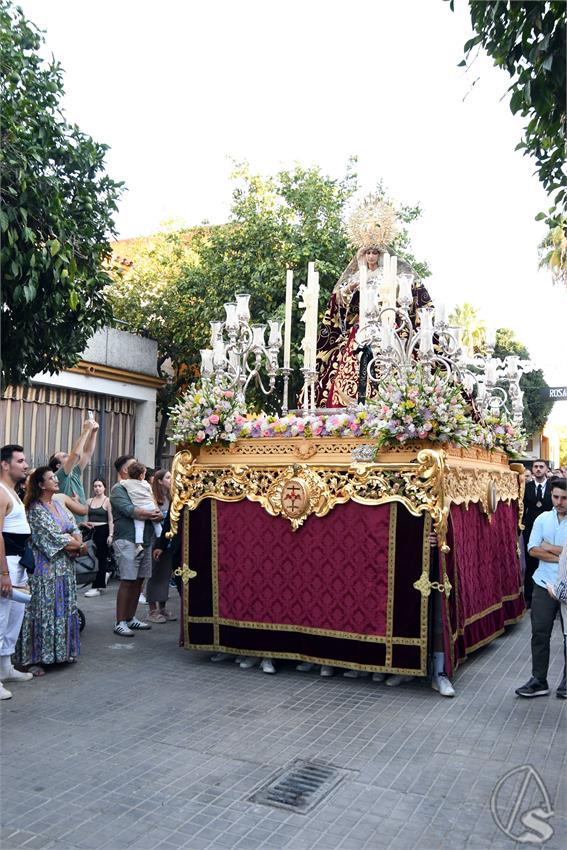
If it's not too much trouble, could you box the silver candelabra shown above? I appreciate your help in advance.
[357,273,531,426]
[199,293,282,403]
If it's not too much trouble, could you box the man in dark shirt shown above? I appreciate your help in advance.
[523,460,553,607]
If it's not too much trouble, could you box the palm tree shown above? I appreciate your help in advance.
[448,303,486,357]
[538,219,567,288]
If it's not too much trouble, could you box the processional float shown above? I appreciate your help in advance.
[168,199,528,677]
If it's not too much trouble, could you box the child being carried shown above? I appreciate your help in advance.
[121,462,162,551]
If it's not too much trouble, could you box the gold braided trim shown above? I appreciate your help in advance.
[211,501,219,646]
[385,503,397,668]
[186,615,423,645]
[461,593,523,627]
[181,643,423,676]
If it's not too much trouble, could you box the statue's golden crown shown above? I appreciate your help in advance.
[346,194,398,249]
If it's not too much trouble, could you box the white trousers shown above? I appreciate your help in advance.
[0,555,28,657]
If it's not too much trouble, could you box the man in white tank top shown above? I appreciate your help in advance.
[0,444,34,699]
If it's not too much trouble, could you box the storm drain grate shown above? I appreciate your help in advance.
[250,759,346,813]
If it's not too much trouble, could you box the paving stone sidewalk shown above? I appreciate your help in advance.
[1,583,565,850]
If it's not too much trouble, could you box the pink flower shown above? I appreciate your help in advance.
[209,414,220,425]
[297,421,305,432]
[223,390,234,398]
[234,415,246,426]
[349,421,359,432]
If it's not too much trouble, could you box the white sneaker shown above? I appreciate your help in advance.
[260,658,276,674]
[139,593,147,604]
[432,673,455,697]
[84,588,101,598]
[385,674,414,687]
[320,666,334,677]
[114,621,134,637]
[1,665,33,682]
[296,662,314,672]
[239,656,259,669]
[343,669,369,678]
[372,672,387,683]
[0,682,13,700]
[210,652,232,662]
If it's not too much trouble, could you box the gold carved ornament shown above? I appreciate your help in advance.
[167,447,452,540]
[168,445,520,540]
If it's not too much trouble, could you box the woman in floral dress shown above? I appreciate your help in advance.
[17,466,87,673]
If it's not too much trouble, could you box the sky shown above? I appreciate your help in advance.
[17,0,566,423]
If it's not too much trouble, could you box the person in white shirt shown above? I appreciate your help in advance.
[0,445,34,699]
[515,479,567,699]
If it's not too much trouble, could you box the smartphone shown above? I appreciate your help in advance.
[87,410,94,420]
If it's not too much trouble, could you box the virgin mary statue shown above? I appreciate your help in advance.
[314,196,433,408]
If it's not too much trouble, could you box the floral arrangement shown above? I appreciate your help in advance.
[169,380,247,445]
[367,365,475,449]
[169,370,525,458]
[235,409,380,439]
[472,416,527,457]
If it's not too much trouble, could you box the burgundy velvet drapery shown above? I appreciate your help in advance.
[180,497,524,674]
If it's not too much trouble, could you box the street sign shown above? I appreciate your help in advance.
[540,387,567,400]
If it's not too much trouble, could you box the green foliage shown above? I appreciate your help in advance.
[448,302,485,356]
[185,161,358,408]
[538,218,567,287]
[107,226,203,462]
[449,1,566,226]
[493,327,552,435]
[108,163,431,460]
[0,0,123,385]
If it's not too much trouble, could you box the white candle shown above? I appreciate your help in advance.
[310,270,320,370]
[486,360,498,384]
[485,327,496,348]
[251,324,266,349]
[382,251,390,284]
[381,323,393,349]
[359,262,368,329]
[398,273,413,304]
[200,349,214,376]
[390,255,397,288]
[283,269,293,369]
[235,293,251,322]
[224,303,238,330]
[506,356,518,378]
[419,329,434,355]
[209,321,222,346]
[213,340,226,367]
[435,302,446,325]
[268,320,282,348]
[418,307,434,330]
[228,350,240,371]
[307,261,315,287]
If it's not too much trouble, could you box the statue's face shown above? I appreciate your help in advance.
[365,248,380,269]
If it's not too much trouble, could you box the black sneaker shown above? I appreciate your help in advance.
[556,679,566,699]
[515,677,549,697]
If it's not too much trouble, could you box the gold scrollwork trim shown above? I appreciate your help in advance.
[196,615,423,645]
[182,643,422,676]
[188,616,425,646]
[169,447,454,538]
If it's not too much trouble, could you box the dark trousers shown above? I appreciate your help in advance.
[523,533,538,606]
[92,526,110,589]
[531,583,565,682]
